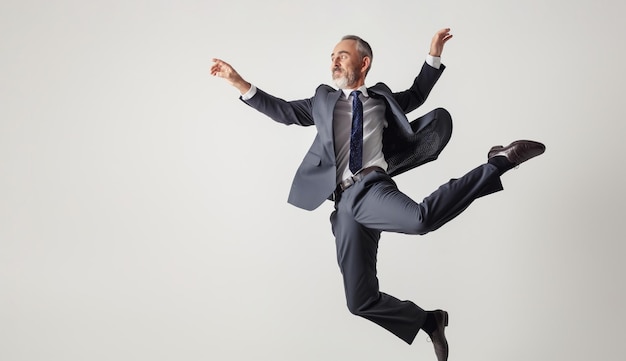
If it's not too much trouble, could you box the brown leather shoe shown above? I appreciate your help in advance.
[488,140,546,166]
[426,310,449,361]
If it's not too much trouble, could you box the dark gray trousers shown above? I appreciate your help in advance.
[329,163,503,344]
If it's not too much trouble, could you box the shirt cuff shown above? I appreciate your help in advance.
[240,84,257,100]
[426,54,442,69]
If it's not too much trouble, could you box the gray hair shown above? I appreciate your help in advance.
[341,35,373,75]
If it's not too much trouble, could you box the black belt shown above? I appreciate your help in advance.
[337,166,385,193]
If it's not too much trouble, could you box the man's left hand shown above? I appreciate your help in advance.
[429,28,453,57]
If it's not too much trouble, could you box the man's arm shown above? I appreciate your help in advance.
[392,28,453,113]
[211,58,315,126]
[243,88,315,127]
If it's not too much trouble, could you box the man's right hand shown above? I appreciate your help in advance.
[210,58,252,95]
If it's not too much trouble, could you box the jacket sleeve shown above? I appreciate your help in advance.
[392,62,445,114]
[241,87,315,127]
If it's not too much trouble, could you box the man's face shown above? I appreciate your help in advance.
[331,39,366,89]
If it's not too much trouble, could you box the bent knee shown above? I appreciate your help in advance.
[405,207,434,235]
[405,221,433,236]
[346,294,379,315]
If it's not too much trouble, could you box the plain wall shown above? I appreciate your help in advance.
[1,0,625,360]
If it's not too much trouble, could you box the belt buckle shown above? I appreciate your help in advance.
[340,176,355,191]
[337,166,383,195]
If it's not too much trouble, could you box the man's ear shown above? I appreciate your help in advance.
[361,56,371,75]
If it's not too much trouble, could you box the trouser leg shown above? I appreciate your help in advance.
[330,203,426,344]
[329,163,503,343]
[351,163,503,235]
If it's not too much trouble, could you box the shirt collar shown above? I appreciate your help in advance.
[340,85,369,99]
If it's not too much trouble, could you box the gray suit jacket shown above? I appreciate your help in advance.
[242,62,452,211]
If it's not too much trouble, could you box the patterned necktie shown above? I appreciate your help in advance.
[349,90,363,174]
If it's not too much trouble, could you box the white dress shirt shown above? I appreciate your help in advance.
[333,86,387,182]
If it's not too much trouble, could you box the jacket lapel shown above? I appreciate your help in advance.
[368,85,412,134]
[312,86,343,164]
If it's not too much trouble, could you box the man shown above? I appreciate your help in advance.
[210,28,545,361]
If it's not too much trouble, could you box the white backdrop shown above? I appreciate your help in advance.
[2,1,625,360]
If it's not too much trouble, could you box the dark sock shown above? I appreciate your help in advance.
[488,155,515,175]
[421,312,436,335]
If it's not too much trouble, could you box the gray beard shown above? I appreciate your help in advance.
[333,76,349,89]
[332,69,357,89]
